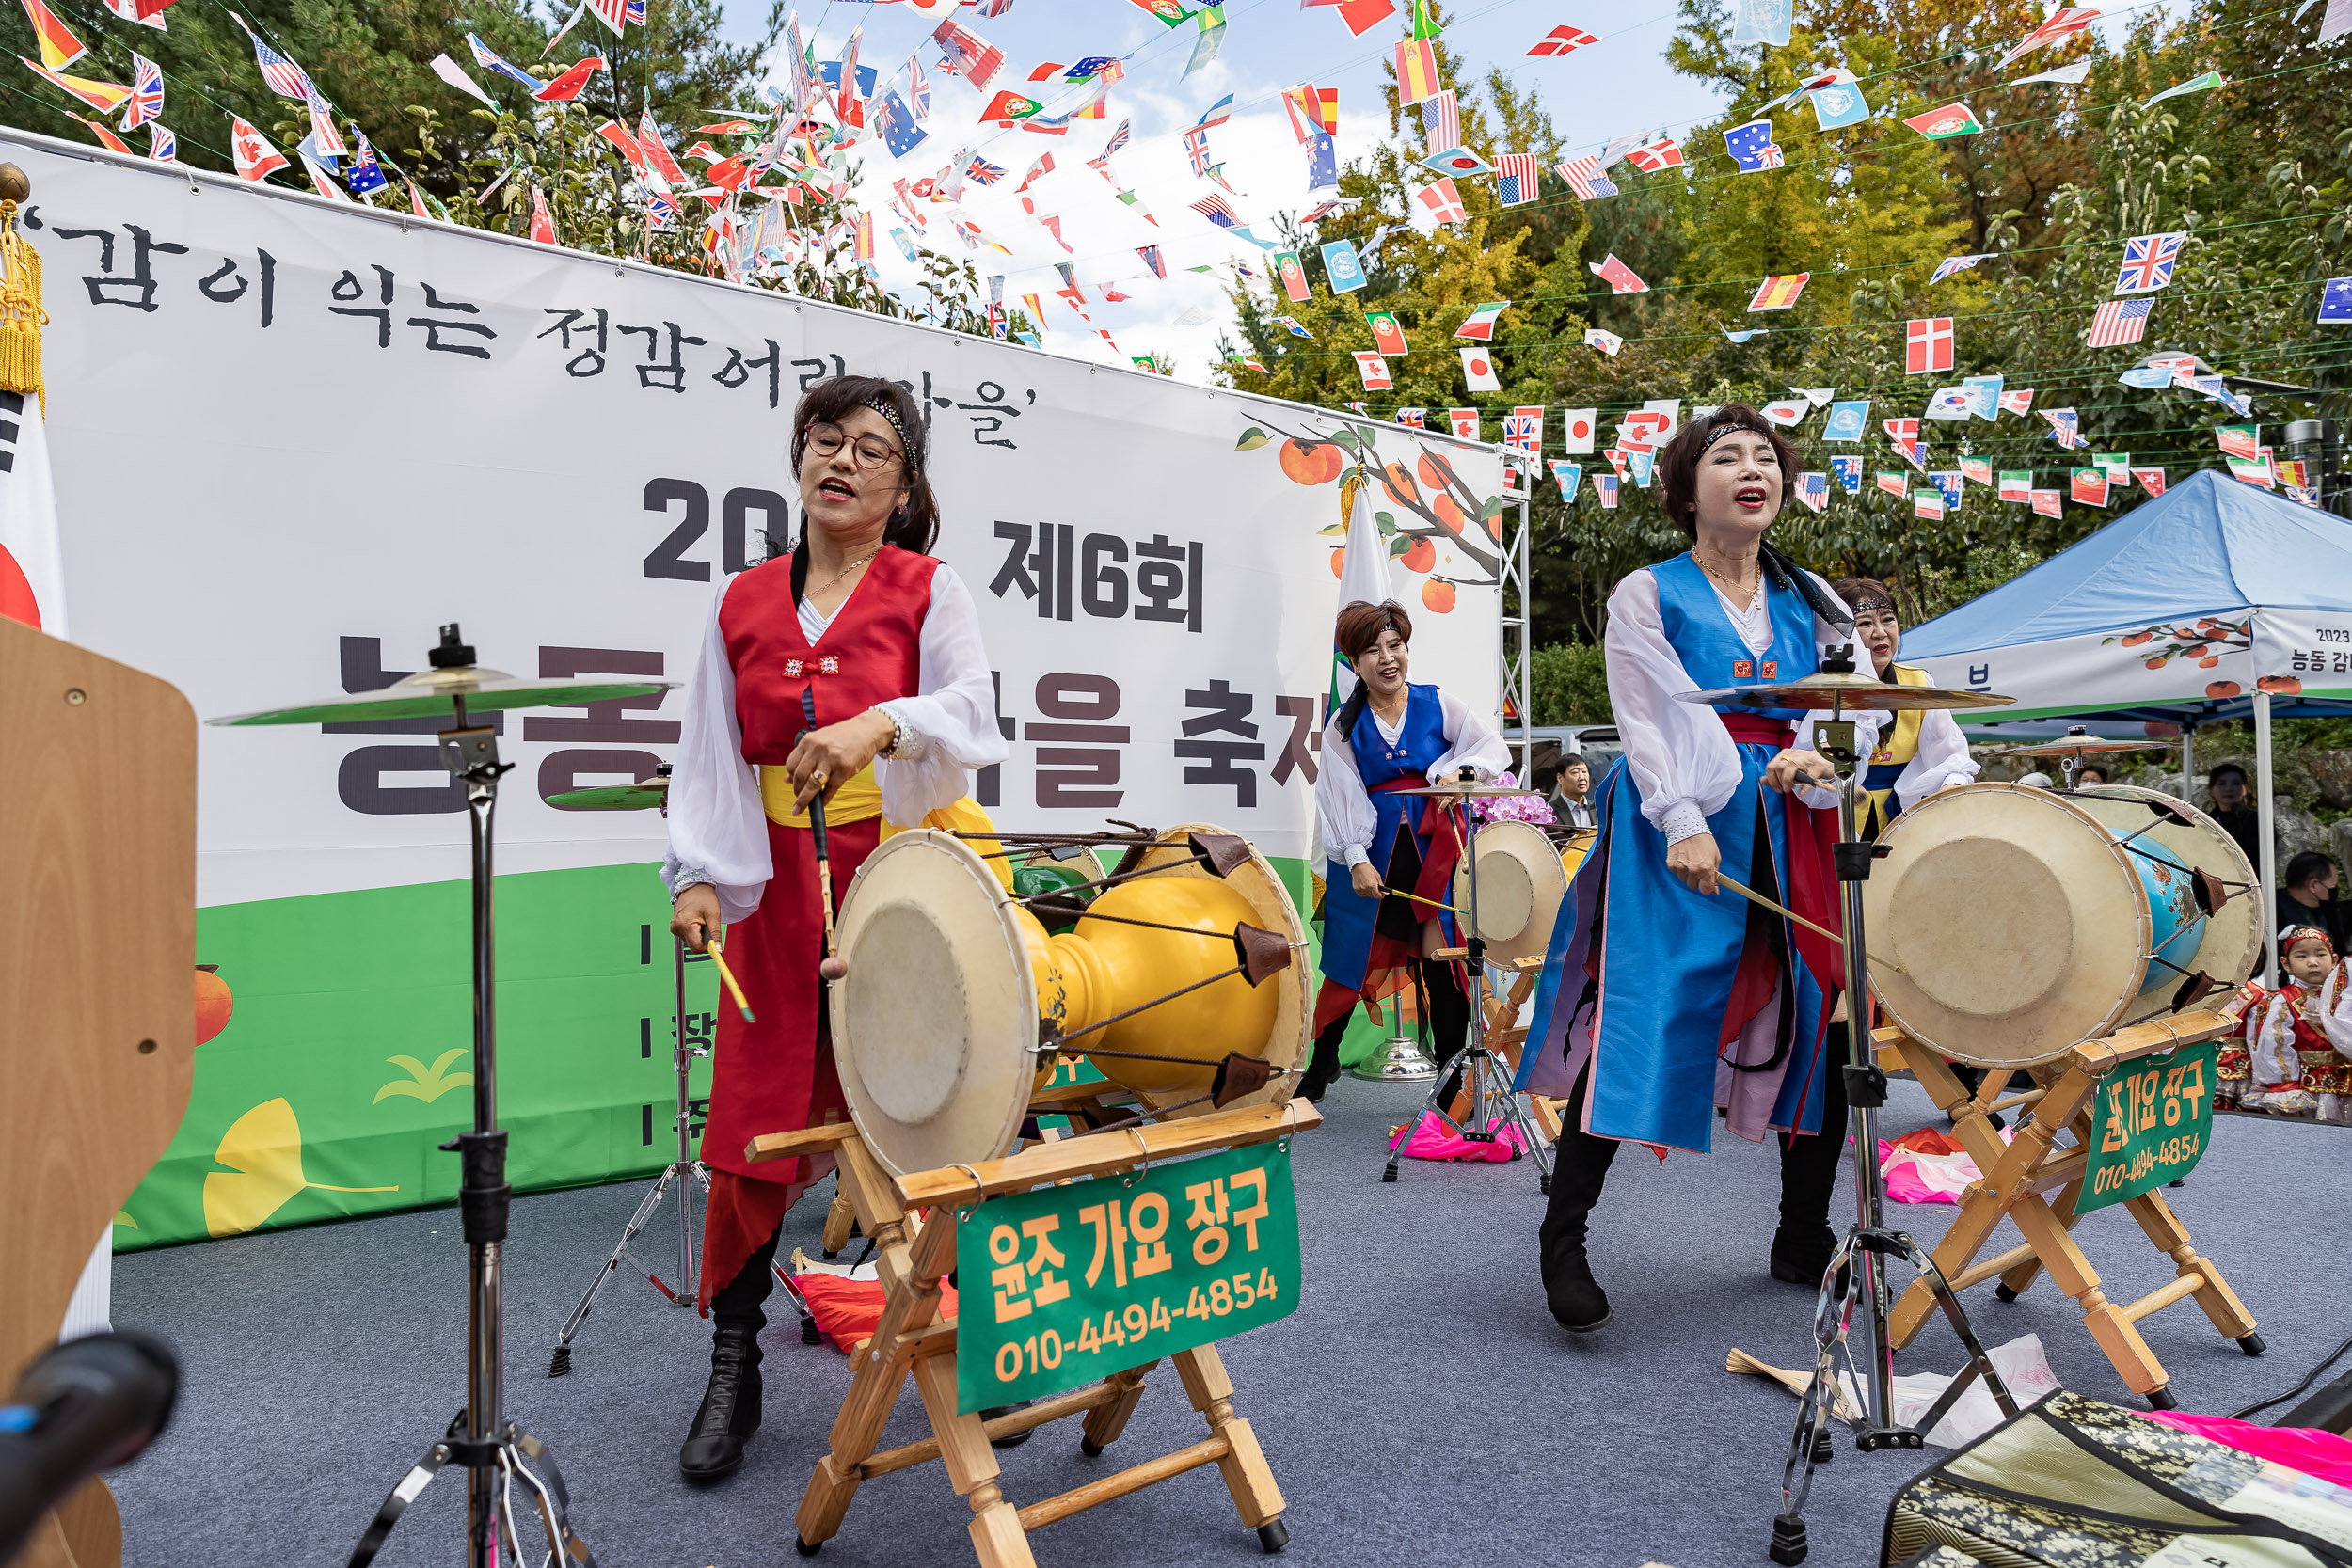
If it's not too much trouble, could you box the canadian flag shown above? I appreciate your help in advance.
[1906,316,1954,374]
[1449,408,1481,439]
[1459,346,1500,391]
[230,117,287,182]
[1561,406,1597,453]
[0,388,66,635]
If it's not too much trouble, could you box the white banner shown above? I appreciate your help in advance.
[6,134,1503,907]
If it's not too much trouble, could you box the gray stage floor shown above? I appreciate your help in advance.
[111,1079,2342,1568]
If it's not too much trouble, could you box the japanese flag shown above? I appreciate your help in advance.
[0,389,65,636]
[1561,406,1596,453]
[1459,346,1499,391]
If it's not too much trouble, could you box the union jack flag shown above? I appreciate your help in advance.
[120,52,161,130]
[2112,231,2185,296]
[1419,89,1458,154]
[146,121,173,161]
[964,154,1007,185]
[240,21,312,100]
[1495,151,1539,206]
[1503,408,1543,452]
[2085,297,2152,348]
[1557,155,1617,201]
[1103,117,1131,156]
[908,55,930,119]
[1183,126,1210,175]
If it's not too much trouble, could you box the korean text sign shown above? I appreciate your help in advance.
[2081,1042,2217,1213]
[954,1141,1300,1414]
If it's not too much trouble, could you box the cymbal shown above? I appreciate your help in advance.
[1997,736,2173,758]
[1390,784,1546,798]
[1677,669,2014,712]
[546,779,671,810]
[208,666,676,727]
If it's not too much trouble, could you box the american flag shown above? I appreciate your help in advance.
[1495,152,1538,206]
[304,87,346,158]
[120,52,161,130]
[1795,473,1830,513]
[1557,155,1617,200]
[1416,178,1466,223]
[240,22,312,100]
[2086,297,2152,348]
[1420,89,1458,154]
[2112,231,2185,295]
[1188,192,1239,228]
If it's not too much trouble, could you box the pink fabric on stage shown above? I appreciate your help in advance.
[1389,1112,1523,1162]
[2142,1411,2352,1489]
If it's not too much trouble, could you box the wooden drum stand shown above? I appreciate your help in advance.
[745,1090,1318,1568]
[1877,1011,2263,1407]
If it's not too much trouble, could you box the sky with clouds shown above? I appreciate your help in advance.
[707,0,1724,384]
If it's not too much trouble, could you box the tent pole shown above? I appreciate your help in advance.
[2180,721,2195,803]
[2254,690,2277,986]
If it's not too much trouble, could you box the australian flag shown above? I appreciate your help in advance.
[1830,455,1864,493]
[1304,129,1336,191]
[2319,276,2352,325]
[346,124,388,196]
[1723,118,1783,172]
[878,89,927,157]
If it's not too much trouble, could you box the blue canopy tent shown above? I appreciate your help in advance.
[1899,468,2352,977]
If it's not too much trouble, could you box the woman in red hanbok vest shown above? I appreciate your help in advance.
[664,374,1006,1481]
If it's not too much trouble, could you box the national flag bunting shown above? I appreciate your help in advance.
[1495,153,1539,206]
[230,12,312,99]
[1393,38,1440,105]
[121,52,162,129]
[1455,301,1507,341]
[146,122,174,160]
[931,19,1005,92]
[1504,406,1544,452]
[1584,327,1624,356]
[1450,409,1481,439]
[1929,254,1990,285]
[1460,346,1499,389]
[1626,135,1683,171]
[1365,309,1408,356]
[1905,317,1954,374]
[1419,89,1457,154]
[1416,178,1466,223]
[1557,155,1617,200]
[2086,297,2153,348]
[19,0,85,71]
[1748,273,1808,311]
[230,114,287,181]
[20,56,129,112]
[1590,254,1646,293]
[1353,351,1392,390]
[1549,461,1582,500]
[1528,24,1599,55]
[2113,231,2185,295]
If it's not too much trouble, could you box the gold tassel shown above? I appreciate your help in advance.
[0,197,47,417]
[1338,463,1361,534]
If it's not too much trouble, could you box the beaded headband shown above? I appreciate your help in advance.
[1701,421,1753,452]
[866,394,920,472]
[1847,585,1898,613]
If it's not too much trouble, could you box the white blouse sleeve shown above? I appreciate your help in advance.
[1605,569,1741,844]
[1315,711,1376,868]
[874,562,1012,826]
[1896,706,1980,809]
[1787,574,1859,813]
[662,578,773,925]
[1430,689,1511,784]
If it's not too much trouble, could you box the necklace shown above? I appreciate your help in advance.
[809,547,882,601]
[1694,550,1761,604]
[1368,685,1409,727]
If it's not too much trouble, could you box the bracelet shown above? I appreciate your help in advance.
[878,712,913,760]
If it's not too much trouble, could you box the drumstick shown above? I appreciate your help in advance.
[1713,874,1846,950]
[705,937,756,1022]
[800,689,848,984]
[1379,885,1462,915]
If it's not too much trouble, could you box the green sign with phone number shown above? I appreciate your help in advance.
[955,1140,1301,1415]
[2080,1041,2218,1213]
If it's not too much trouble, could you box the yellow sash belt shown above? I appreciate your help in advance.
[758,765,1012,891]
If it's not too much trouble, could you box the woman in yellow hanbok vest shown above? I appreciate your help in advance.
[1834,578,1979,838]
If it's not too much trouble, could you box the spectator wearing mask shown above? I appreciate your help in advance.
[2279,850,2352,952]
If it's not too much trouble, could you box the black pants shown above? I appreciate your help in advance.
[1538,1020,1854,1285]
[707,1224,783,1335]
[1300,957,1470,1101]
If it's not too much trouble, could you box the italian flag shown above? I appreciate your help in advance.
[1454,301,1508,341]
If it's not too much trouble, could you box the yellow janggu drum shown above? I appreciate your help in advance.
[1861,781,2259,1069]
[827,822,1308,1177]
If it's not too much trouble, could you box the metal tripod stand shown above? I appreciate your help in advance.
[347,631,595,1568]
[1767,709,2015,1566]
[548,934,712,1376]
[1381,774,1555,1194]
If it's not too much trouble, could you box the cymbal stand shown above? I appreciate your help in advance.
[1768,691,2013,1566]
[347,626,595,1568]
[1380,777,1555,1194]
[548,932,712,1376]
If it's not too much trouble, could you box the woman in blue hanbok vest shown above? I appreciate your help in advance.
[1517,407,1861,1334]
[1300,598,1509,1101]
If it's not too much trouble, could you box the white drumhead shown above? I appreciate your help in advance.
[1450,819,1569,962]
[830,830,1037,1179]
[1861,784,2153,1069]
[2071,784,2262,991]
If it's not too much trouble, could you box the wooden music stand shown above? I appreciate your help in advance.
[1,615,198,1568]
[1876,1011,2262,1407]
[743,1095,1319,1568]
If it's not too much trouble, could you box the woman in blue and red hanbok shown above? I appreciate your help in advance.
[1516,406,1861,1334]
[1299,597,1510,1101]
[664,376,1006,1481]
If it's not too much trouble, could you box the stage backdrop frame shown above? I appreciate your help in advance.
[0,130,1504,1249]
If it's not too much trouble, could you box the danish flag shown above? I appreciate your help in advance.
[1905,317,1953,374]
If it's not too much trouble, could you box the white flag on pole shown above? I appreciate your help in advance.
[0,388,66,637]
[1331,474,1394,704]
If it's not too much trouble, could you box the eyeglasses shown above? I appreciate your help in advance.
[805,421,905,472]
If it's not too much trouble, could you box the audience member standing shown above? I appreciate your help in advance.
[2208,763,2263,870]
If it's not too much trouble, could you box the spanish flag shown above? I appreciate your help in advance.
[16,0,84,71]
[18,55,126,114]
[1392,38,1440,105]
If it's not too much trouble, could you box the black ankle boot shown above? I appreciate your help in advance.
[679,1319,763,1482]
[1545,1248,1613,1332]
[1539,1121,1616,1334]
[1769,1224,1840,1289]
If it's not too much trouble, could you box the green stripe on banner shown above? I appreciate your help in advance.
[127,854,1321,1250]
